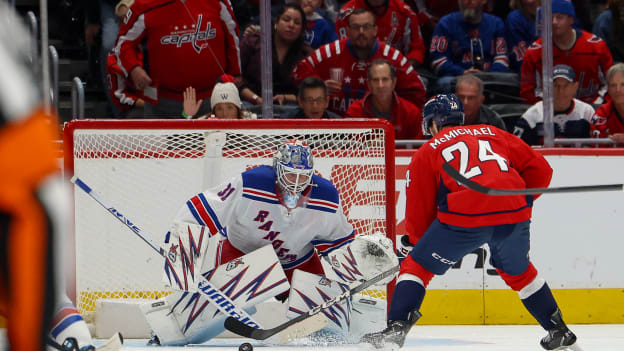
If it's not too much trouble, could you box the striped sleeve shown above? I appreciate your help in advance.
[219,0,242,76]
[114,9,148,77]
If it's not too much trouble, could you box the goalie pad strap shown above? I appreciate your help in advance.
[399,255,435,288]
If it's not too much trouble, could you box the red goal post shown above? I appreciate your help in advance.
[63,118,396,322]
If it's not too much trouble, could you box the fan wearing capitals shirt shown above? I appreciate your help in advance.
[292,8,426,115]
[429,0,509,93]
[335,0,426,67]
[520,0,613,105]
[591,63,624,144]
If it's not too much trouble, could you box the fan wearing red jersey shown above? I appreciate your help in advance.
[591,63,624,144]
[360,94,579,351]
[292,8,426,115]
[520,0,613,105]
[335,0,426,67]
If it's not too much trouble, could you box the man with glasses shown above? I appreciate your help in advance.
[293,8,426,115]
[282,77,342,118]
[335,0,426,68]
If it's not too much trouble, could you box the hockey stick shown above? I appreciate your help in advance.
[224,265,400,340]
[442,163,624,195]
[70,176,262,329]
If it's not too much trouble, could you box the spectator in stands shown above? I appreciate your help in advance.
[182,75,256,119]
[514,64,595,145]
[86,0,133,117]
[345,59,423,139]
[299,0,338,49]
[429,0,509,93]
[239,4,313,106]
[521,0,613,105]
[506,0,540,72]
[293,9,426,115]
[114,0,241,117]
[335,0,426,67]
[106,48,145,116]
[281,77,342,118]
[591,63,624,143]
[454,74,507,130]
[593,0,624,63]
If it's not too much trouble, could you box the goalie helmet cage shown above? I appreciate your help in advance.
[63,118,396,323]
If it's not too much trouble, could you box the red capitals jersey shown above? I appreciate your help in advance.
[345,92,423,139]
[114,0,241,101]
[591,101,624,137]
[292,38,426,115]
[335,0,425,64]
[520,29,613,105]
[405,125,552,242]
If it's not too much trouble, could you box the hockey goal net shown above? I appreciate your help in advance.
[63,119,396,322]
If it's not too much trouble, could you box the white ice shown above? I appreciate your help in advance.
[2,324,624,350]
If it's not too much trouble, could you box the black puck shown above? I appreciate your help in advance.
[239,342,253,351]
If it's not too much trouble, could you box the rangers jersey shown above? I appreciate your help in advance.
[505,9,537,73]
[405,125,552,242]
[292,38,426,114]
[429,12,509,76]
[520,29,613,105]
[591,100,624,138]
[174,165,355,271]
[114,0,241,101]
[335,0,426,64]
[513,98,595,145]
[305,12,338,49]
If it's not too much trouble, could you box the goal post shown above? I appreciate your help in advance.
[63,118,396,324]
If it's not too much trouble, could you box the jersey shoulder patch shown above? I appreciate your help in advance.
[241,165,280,204]
[306,175,340,213]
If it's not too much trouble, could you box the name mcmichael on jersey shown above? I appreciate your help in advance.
[160,14,217,53]
[429,126,497,150]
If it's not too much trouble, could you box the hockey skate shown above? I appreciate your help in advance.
[360,309,421,349]
[540,309,581,351]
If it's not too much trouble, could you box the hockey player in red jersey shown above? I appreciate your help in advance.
[520,0,613,105]
[335,0,426,66]
[113,0,241,116]
[360,94,579,350]
[292,8,426,115]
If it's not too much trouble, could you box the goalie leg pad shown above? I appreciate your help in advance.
[348,293,387,340]
[146,245,289,345]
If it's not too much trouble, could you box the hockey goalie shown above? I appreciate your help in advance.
[141,140,398,345]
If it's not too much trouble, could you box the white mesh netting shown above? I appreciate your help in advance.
[67,120,394,321]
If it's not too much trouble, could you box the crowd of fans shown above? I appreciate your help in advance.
[85,0,624,145]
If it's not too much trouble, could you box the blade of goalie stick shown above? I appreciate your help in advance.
[70,176,262,329]
[442,163,624,195]
[224,265,399,340]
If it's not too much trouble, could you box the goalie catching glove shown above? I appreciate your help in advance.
[323,232,398,286]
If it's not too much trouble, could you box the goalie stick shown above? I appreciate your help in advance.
[442,163,624,195]
[224,265,400,340]
[70,176,262,329]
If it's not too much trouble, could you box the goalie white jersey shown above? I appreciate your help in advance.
[174,165,355,272]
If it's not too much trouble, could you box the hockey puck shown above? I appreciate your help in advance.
[239,342,253,351]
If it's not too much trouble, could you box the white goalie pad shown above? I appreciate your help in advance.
[349,293,388,339]
[162,221,221,291]
[287,270,352,336]
[323,232,398,286]
[143,245,290,345]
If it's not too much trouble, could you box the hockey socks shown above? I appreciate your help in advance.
[520,283,559,330]
[388,279,425,321]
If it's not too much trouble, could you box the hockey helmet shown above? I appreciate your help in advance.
[422,94,465,136]
[273,140,314,201]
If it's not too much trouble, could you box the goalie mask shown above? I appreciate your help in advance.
[273,140,314,209]
[422,94,465,136]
